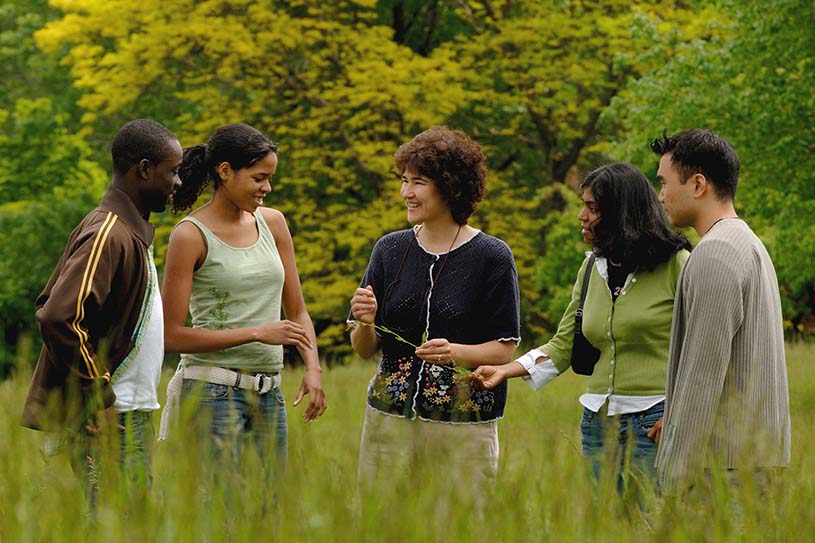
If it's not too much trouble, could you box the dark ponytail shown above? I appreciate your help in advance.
[173,144,209,212]
[172,123,279,213]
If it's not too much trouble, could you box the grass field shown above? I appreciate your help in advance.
[1,342,812,542]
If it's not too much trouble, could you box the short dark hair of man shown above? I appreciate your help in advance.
[650,128,740,201]
[111,119,178,175]
[581,163,692,270]
[395,125,487,225]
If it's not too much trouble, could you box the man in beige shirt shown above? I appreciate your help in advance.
[649,129,791,495]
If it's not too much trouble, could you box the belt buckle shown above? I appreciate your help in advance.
[253,373,273,395]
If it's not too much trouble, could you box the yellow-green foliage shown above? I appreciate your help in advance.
[0,97,107,371]
[607,0,815,332]
[29,0,723,356]
[35,0,479,356]
[1,342,813,541]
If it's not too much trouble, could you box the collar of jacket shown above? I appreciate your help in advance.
[98,185,155,246]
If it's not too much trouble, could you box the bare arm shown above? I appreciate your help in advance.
[414,338,517,369]
[162,220,311,354]
[263,207,326,421]
[475,354,552,389]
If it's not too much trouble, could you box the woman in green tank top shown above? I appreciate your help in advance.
[162,123,326,473]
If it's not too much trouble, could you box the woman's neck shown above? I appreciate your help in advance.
[416,220,475,253]
[205,189,250,222]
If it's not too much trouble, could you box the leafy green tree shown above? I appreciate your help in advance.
[30,0,719,355]
[609,0,815,333]
[0,0,78,113]
[438,0,713,340]
[0,98,107,375]
[35,0,470,357]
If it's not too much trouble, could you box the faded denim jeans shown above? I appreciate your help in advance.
[70,410,154,509]
[181,380,288,475]
[580,401,663,496]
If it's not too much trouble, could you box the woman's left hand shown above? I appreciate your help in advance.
[415,338,455,364]
[294,368,327,422]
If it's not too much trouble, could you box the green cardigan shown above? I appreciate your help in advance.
[542,250,689,396]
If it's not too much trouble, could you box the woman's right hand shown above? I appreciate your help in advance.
[255,320,313,350]
[473,365,509,389]
[350,285,378,323]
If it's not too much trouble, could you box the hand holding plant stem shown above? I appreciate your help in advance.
[350,320,480,382]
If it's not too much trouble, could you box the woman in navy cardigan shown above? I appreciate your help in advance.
[349,126,521,505]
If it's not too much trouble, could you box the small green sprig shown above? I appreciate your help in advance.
[348,320,482,383]
[349,320,418,348]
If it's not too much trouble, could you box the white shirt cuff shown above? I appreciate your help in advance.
[517,348,559,391]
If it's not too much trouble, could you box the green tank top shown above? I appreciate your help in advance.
[180,209,285,372]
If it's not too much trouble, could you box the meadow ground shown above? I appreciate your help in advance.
[1,342,812,542]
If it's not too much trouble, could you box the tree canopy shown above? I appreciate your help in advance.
[0,0,811,372]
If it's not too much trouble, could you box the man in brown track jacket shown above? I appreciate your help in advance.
[650,129,791,496]
[22,119,182,501]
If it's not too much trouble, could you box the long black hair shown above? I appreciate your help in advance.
[581,163,691,270]
[172,123,278,212]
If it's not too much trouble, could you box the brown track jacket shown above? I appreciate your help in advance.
[22,185,154,431]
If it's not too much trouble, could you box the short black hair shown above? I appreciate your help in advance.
[581,163,692,270]
[394,126,486,225]
[111,119,177,175]
[650,128,740,200]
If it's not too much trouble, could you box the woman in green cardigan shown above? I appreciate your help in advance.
[476,162,691,492]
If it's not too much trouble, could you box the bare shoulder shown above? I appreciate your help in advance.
[259,206,289,237]
[169,219,206,246]
[167,219,208,269]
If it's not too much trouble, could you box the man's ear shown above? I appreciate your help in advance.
[137,158,152,180]
[690,173,709,199]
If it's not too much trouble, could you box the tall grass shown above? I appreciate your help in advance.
[2,342,812,542]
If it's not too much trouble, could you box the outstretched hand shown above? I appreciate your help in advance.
[293,368,327,422]
[473,365,507,389]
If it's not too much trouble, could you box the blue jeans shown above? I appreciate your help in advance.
[181,380,288,475]
[70,410,154,509]
[118,410,154,490]
[580,401,663,494]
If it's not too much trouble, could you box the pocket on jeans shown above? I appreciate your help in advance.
[579,408,594,428]
[273,387,285,406]
[182,380,229,401]
[638,403,665,436]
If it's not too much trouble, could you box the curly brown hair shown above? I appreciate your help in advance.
[394,126,487,225]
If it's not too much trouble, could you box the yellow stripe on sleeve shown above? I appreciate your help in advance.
[71,212,118,379]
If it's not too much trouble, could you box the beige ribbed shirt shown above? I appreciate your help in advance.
[656,218,791,494]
